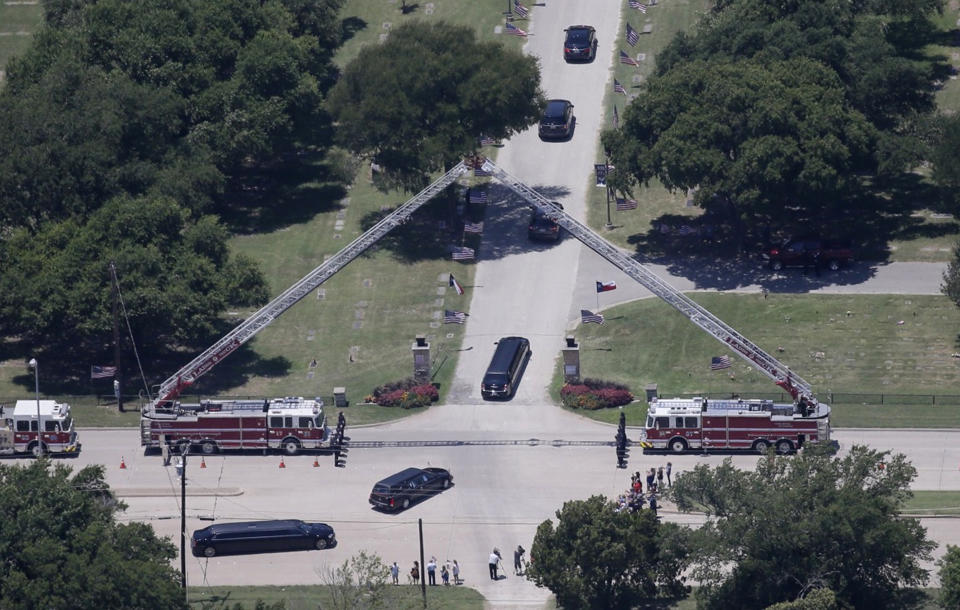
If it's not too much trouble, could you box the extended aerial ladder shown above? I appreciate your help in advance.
[148,161,473,411]
[478,158,821,411]
[149,154,820,415]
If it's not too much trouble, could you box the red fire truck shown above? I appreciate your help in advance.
[0,400,81,457]
[641,396,831,454]
[140,397,330,455]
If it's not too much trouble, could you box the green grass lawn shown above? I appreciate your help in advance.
[0,3,42,79]
[188,583,485,610]
[904,491,960,516]
[560,293,960,428]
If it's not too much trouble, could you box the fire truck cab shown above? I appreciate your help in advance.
[0,400,81,456]
[641,396,830,454]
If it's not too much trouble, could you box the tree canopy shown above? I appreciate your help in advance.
[526,495,689,608]
[669,445,934,609]
[604,0,948,236]
[0,459,185,610]
[327,21,544,191]
[0,0,346,384]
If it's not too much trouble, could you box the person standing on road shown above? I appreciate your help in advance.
[514,545,525,575]
[666,462,672,487]
[390,561,399,585]
[441,562,450,585]
[646,468,655,492]
[489,550,501,580]
[410,561,420,585]
[453,559,461,585]
[427,557,437,585]
[657,466,664,490]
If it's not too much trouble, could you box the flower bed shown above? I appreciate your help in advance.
[561,378,633,410]
[367,378,439,409]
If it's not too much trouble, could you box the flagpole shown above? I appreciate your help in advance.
[604,154,613,229]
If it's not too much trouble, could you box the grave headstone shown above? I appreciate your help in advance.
[429,321,441,328]
[352,321,363,329]
[435,298,444,306]
[363,279,373,288]
[643,24,653,34]
[437,286,446,296]
[432,310,443,319]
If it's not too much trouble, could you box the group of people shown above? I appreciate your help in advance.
[397,557,461,586]
[393,545,528,586]
[615,464,672,516]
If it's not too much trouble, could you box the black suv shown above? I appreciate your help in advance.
[528,201,564,241]
[369,467,453,511]
[563,25,598,62]
[538,100,575,140]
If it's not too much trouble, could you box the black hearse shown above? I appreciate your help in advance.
[369,467,453,511]
[481,336,530,399]
[191,519,336,558]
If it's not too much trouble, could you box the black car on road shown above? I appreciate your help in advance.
[528,201,564,241]
[191,519,336,558]
[538,99,575,140]
[369,467,453,511]
[563,25,598,62]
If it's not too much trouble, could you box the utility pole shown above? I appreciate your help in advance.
[180,447,187,597]
[109,262,124,412]
[419,518,426,608]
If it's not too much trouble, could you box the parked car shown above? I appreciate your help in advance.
[764,237,854,271]
[481,336,531,399]
[191,519,336,558]
[538,99,575,140]
[563,25,597,62]
[528,201,564,241]
[369,467,453,511]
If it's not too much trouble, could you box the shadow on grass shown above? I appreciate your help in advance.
[341,16,367,44]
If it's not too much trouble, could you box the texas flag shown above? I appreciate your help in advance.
[596,281,617,293]
[449,273,464,295]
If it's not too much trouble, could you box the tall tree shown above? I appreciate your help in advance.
[0,195,268,377]
[526,495,689,608]
[0,459,186,610]
[669,445,934,609]
[939,544,960,609]
[327,21,544,191]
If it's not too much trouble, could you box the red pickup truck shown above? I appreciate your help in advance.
[765,238,854,272]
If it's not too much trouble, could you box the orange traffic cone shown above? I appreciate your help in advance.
[313,456,320,467]
[119,456,127,469]
[279,457,286,469]
[200,456,207,469]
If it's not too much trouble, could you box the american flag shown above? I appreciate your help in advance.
[444,310,467,324]
[91,365,117,379]
[711,355,732,370]
[449,274,464,295]
[613,105,620,129]
[468,190,487,204]
[463,221,484,234]
[479,135,498,146]
[452,246,475,260]
[513,0,529,18]
[614,79,626,95]
[505,22,527,37]
[474,166,492,177]
[616,197,638,211]
[581,309,604,325]
[629,1,648,13]
[619,50,639,67]
[626,23,639,46]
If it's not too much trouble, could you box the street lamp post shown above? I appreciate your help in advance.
[28,358,41,456]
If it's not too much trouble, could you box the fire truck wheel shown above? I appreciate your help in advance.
[827,259,840,272]
[776,439,795,454]
[770,260,783,271]
[315,538,328,550]
[204,546,216,558]
[282,439,301,456]
[200,441,217,455]
[753,439,770,452]
[669,438,687,453]
[29,442,46,458]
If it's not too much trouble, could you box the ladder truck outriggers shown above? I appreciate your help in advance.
[476,157,831,454]
[140,161,475,455]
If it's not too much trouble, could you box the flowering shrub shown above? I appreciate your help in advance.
[370,378,439,408]
[561,379,633,409]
